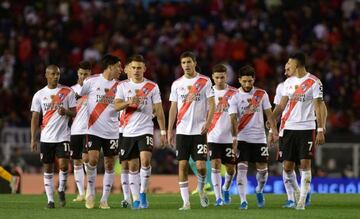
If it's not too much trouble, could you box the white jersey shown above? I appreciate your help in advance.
[280,73,323,135]
[228,87,272,144]
[30,85,76,143]
[80,74,119,139]
[115,78,161,137]
[274,82,284,105]
[71,84,88,135]
[169,73,214,135]
[207,85,238,144]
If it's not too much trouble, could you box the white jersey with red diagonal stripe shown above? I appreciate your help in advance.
[115,78,161,137]
[207,86,238,144]
[31,85,76,142]
[228,87,271,144]
[281,73,323,134]
[80,74,119,139]
[274,82,284,105]
[71,84,88,135]
[169,73,214,135]
[119,110,124,133]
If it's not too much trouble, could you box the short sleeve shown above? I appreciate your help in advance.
[312,79,323,100]
[205,79,214,98]
[262,91,272,110]
[30,91,41,113]
[169,82,178,102]
[152,84,162,104]
[67,90,77,108]
[228,93,238,115]
[115,83,125,100]
[80,79,90,96]
[274,83,284,105]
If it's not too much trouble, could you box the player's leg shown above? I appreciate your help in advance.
[222,144,236,205]
[84,135,100,209]
[209,143,223,206]
[139,134,154,209]
[236,141,249,210]
[56,142,70,207]
[254,144,269,208]
[120,160,131,207]
[176,134,191,210]
[70,135,86,202]
[193,135,209,208]
[40,143,56,208]
[0,166,18,193]
[99,138,118,209]
[296,130,315,210]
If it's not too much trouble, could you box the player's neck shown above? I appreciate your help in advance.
[78,80,83,86]
[47,83,58,89]
[102,71,113,81]
[240,86,252,93]
[131,77,144,83]
[295,68,307,78]
[184,71,197,79]
[215,84,226,90]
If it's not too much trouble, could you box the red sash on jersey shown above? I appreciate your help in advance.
[119,111,125,128]
[280,78,315,131]
[76,96,87,112]
[88,82,118,128]
[176,77,208,126]
[237,89,265,132]
[41,88,71,130]
[208,89,237,133]
[123,82,156,127]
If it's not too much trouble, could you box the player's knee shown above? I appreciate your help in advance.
[226,166,235,175]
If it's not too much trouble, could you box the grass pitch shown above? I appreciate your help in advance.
[0,194,359,219]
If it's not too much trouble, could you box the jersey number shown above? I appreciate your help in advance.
[260,146,269,157]
[197,144,208,154]
[110,140,118,150]
[63,143,70,152]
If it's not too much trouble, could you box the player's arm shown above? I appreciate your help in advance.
[320,101,328,132]
[58,107,76,118]
[264,108,279,145]
[30,111,40,152]
[153,102,167,146]
[230,113,238,154]
[271,96,289,123]
[314,97,326,145]
[114,97,140,111]
[201,96,215,134]
[167,101,177,146]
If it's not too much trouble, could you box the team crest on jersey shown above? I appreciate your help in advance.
[58,93,65,101]
[195,83,200,90]
[301,83,307,90]
[142,87,149,94]
[295,85,299,90]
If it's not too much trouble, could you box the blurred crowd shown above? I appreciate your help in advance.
[0,0,359,172]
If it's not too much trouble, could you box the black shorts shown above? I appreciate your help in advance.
[118,133,125,161]
[279,130,315,162]
[121,134,153,160]
[87,135,119,157]
[237,141,268,163]
[209,143,236,165]
[70,135,88,160]
[176,134,207,161]
[40,141,70,164]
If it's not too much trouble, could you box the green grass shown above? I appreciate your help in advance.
[0,194,360,219]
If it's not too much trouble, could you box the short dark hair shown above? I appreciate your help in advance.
[212,64,227,73]
[102,54,120,69]
[129,54,145,63]
[289,52,306,67]
[180,51,196,62]
[78,61,91,70]
[238,65,255,78]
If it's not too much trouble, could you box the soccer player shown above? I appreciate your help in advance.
[30,65,77,208]
[118,58,133,208]
[228,65,278,210]
[168,51,215,210]
[207,64,237,206]
[80,54,123,209]
[115,54,167,209]
[70,61,91,202]
[271,52,327,210]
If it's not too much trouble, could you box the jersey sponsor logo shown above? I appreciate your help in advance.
[208,88,237,133]
[123,82,156,127]
[237,89,265,132]
[88,82,119,128]
[176,77,208,125]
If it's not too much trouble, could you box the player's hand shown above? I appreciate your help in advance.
[31,140,38,152]
[129,96,141,106]
[315,131,325,146]
[167,129,175,148]
[201,123,210,135]
[232,138,238,158]
[159,134,167,148]
[268,130,279,147]
[265,120,271,129]
[57,107,66,116]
